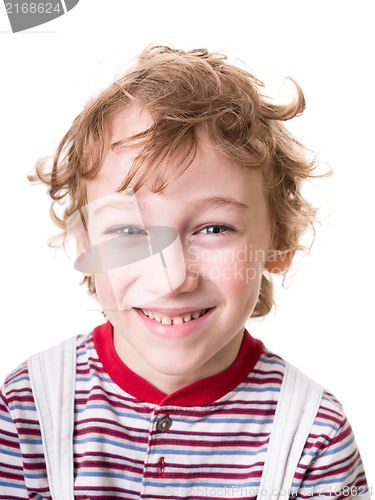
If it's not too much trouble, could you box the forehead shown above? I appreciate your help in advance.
[86,105,265,208]
[111,105,153,143]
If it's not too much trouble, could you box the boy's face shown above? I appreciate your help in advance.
[80,106,273,394]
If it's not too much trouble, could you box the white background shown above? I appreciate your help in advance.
[0,0,374,485]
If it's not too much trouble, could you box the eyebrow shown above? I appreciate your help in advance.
[93,198,144,217]
[92,195,249,218]
[189,196,250,212]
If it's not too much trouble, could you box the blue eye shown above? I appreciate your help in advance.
[106,226,147,236]
[199,225,232,235]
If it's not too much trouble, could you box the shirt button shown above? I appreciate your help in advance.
[156,415,172,432]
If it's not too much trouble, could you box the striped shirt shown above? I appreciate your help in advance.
[0,321,369,499]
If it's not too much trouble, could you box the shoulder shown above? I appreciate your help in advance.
[258,348,368,490]
[300,389,367,492]
[0,359,34,438]
[318,388,347,428]
[1,359,31,407]
[1,332,94,406]
[251,345,287,388]
[255,346,349,439]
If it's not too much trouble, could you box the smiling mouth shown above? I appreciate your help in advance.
[139,308,210,325]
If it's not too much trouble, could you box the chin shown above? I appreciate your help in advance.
[148,354,207,380]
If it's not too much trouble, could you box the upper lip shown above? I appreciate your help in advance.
[135,306,214,316]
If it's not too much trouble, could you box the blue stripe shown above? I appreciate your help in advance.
[168,416,274,425]
[77,470,143,482]
[19,438,43,446]
[74,405,151,422]
[148,447,266,456]
[0,480,27,489]
[146,479,261,489]
[238,386,281,393]
[0,414,13,424]
[318,435,355,457]
[7,404,36,412]
[0,447,23,459]
[23,471,48,479]
[74,435,148,453]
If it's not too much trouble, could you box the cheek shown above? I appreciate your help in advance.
[94,273,117,310]
[107,256,171,310]
[222,260,263,303]
[192,247,264,296]
[94,253,182,311]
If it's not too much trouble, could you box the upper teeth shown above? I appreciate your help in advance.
[141,309,208,325]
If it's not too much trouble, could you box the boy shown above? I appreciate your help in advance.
[0,45,369,498]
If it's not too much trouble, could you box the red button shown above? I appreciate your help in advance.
[158,457,165,477]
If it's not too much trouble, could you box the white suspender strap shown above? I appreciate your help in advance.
[28,336,77,500]
[257,362,323,500]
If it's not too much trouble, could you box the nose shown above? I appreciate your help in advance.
[141,252,198,298]
[166,263,199,295]
[140,230,199,298]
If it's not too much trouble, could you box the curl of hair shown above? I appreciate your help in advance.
[29,44,327,318]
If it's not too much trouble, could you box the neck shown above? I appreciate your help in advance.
[113,328,244,395]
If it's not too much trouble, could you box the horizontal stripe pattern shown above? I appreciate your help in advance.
[0,331,369,499]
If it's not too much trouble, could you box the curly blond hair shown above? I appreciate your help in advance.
[30,45,321,318]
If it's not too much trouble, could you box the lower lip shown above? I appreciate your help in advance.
[134,307,215,338]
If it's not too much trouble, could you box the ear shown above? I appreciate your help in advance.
[265,249,295,274]
[75,230,94,277]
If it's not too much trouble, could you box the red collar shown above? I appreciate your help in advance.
[93,321,263,407]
